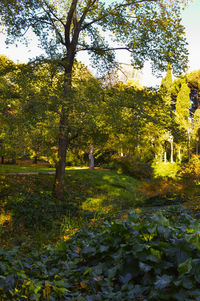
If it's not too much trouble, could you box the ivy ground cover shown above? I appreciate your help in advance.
[1,209,200,300]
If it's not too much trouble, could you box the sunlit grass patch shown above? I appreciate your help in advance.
[82,196,112,214]
[0,164,55,174]
[152,162,181,178]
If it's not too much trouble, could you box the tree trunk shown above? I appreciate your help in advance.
[53,122,68,201]
[1,156,4,164]
[170,140,173,163]
[33,156,37,164]
[178,147,181,162]
[52,9,81,201]
[188,130,191,161]
[11,158,16,164]
[196,140,199,156]
[89,143,94,170]
[164,151,167,163]
[52,66,72,201]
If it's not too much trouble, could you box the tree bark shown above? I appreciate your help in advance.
[196,140,199,156]
[52,65,73,201]
[170,140,173,163]
[178,147,181,162]
[1,156,4,164]
[52,3,82,201]
[188,130,191,161]
[164,151,167,163]
[11,158,16,164]
[89,143,94,169]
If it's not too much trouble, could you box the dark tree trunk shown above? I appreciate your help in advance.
[52,111,69,201]
[89,143,94,170]
[52,3,82,201]
[1,156,4,164]
[52,65,73,201]
[11,158,16,164]
[33,156,37,164]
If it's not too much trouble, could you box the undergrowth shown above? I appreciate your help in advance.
[1,209,200,300]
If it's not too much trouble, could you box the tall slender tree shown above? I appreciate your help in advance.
[193,108,200,155]
[175,82,191,159]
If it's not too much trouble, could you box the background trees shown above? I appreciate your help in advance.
[2,52,200,168]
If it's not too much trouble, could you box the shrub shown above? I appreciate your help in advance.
[110,157,153,179]
[178,155,200,184]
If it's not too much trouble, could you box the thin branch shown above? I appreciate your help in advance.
[79,0,97,25]
[75,46,134,53]
[43,0,65,27]
[39,19,65,45]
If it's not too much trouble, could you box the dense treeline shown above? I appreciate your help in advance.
[1,55,200,168]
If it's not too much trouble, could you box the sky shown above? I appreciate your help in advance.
[0,0,200,87]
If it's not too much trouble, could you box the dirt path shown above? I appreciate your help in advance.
[2,172,56,175]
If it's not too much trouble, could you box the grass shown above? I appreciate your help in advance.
[0,168,142,250]
[0,164,55,173]
[1,162,199,252]
[152,162,181,178]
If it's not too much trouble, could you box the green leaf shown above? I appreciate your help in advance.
[139,262,152,272]
[178,258,192,275]
[120,273,132,284]
[155,275,173,290]
[99,245,109,252]
[182,277,193,289]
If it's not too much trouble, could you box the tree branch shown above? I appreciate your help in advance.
[65,0,78,48]
[76,46,134,53]
[79,0,97,25]
[43,0,65,27]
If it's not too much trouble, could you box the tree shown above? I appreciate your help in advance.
[159,63,173,106]
[159,63,174,162]
[186,70,200,113]
[175,82,191,159]
[0,0,189,200]
[193,108,200,155]
[0,55,21,163]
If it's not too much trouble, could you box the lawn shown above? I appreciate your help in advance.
[0,163,55,174]
[0,167,142,250]
[1,164,199,250]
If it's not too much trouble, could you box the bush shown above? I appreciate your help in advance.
[178,155,200,184]
[110,157,153,179]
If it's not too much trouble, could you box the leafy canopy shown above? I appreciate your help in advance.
[0,0,188,74]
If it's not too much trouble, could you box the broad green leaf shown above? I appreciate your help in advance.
[178,258,192,275]
[155,275,173,290]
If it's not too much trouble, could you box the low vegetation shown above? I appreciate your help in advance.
[1,162,200,300]
[1,209,200,300]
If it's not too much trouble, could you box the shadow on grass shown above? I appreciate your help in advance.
[0,169,142,250]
